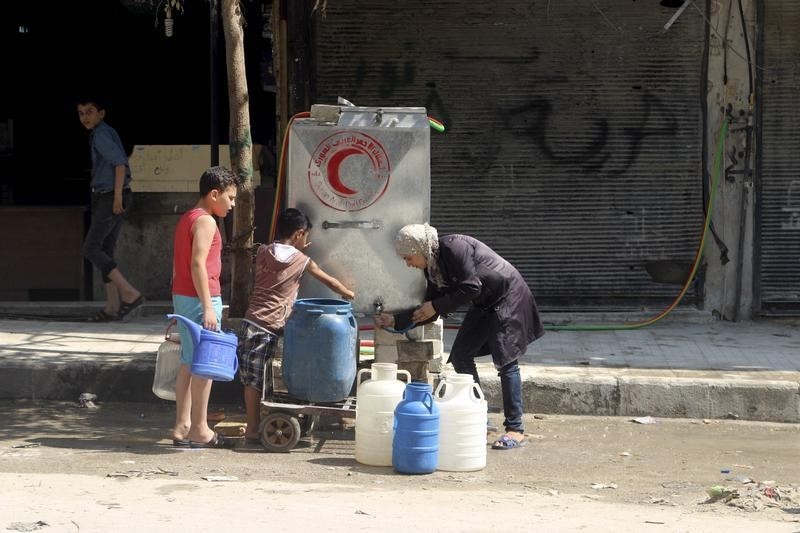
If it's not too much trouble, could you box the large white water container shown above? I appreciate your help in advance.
[434,374,488,472]
[355,363,410,466]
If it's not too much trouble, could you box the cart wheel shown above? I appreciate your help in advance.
[260,412,301,452]
[298,414,317,436]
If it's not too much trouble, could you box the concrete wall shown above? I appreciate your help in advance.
[703,0,757,320]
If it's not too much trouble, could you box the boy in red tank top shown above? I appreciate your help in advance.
[171,166,239,448]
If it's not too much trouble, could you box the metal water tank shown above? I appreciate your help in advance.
[286,105,430,315]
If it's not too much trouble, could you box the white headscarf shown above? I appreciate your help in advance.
[394,223,446,288]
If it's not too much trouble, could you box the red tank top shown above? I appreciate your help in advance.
[172,207,222,297]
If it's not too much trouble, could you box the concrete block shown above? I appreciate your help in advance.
[428,339,444,357]
[398,361,430,384]
[374,327,406,345]
[619,376,800,423]
[397,339,443,361]
[406,318,444,341]
[396,340,436,361]
[428,356,448,373]
[374,319,443,364]
[213,421,246,437]
[374,327,402,363]
[425,318,444,337]
[374,344,397,363]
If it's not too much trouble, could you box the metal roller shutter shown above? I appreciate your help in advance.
[759,1,800,314]
[312,1,706,309]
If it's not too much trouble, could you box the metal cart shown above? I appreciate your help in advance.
[256,347,360,453]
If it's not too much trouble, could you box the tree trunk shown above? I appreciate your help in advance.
[222,0,253,318]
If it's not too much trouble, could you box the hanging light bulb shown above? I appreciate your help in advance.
[158,0,182,38]
[164,11,174,37]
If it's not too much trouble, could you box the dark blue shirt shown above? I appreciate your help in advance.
[90,121,131,193]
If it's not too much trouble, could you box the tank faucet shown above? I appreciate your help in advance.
[373,299,384,316]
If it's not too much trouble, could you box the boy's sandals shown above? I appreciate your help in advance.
[491,434,526,450]
[88,310,118,322]
[189,432,237,449]
[117,295,145,321]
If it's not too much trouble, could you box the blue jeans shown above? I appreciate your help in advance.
[82,190,132,282]
[451,356,524,433]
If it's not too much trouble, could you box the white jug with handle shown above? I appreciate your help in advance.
[152,321,181,401]
[434,373,488,471]
[355,363,411,466]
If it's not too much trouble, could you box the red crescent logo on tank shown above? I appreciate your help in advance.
[308,131,391,212]
[325,148,361,197]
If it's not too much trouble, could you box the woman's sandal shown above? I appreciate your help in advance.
[117,295,145,321]
[491,434,526,450]
[88,310,118,322]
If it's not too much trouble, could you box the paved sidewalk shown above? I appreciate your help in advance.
[0,305,798,422]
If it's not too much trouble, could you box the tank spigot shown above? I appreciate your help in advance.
[373,299,384,316]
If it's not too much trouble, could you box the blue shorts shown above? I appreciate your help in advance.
[172,294,223,365]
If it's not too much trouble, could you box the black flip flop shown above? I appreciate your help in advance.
[117,295,145,321]
[88,310,118,322]
[189,432,236,449]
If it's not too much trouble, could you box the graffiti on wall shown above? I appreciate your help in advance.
[348,57,680,179]
[507,89,679,177]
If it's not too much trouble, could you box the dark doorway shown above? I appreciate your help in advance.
[0,0,276,207]
[0,0,277,301]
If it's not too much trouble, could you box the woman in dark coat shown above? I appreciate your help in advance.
[375,223,544,449]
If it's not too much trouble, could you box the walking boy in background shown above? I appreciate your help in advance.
[171,166,239,448]
[77,97,143,322]
[239,208,355,443]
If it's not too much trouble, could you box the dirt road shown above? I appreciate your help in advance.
[1,400,798,532]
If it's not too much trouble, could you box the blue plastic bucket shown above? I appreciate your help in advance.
[167,314,239,381]
[283,298,357,402]
[392,382,440,474]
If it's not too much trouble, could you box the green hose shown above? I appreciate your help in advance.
[545,120,729,331]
